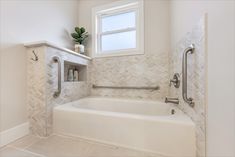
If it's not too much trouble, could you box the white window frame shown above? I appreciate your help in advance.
[92,0,144,58]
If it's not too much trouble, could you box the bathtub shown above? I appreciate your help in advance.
[53,97,196,157]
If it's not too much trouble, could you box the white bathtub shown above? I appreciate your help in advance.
[53,97,196,157]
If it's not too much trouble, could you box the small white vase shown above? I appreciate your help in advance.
[75,44,85,54]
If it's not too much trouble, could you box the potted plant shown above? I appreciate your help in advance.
[71,27,88,54]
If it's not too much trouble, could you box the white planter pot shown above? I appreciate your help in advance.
[75,44,85,54]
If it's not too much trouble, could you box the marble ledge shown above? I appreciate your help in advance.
[24,41,92,61]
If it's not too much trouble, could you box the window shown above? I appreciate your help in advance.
[92,0,144,58]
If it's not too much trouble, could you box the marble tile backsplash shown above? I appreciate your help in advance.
[169,16,207,157]
[90,51,169,100]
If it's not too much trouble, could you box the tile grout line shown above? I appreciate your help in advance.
[4,134,162,157]
[7,135,43,150]
[22,135,53,150]
[53,134,160,157]
[0,146,9,151]
[54,133,121,149]
[7,145,46,157]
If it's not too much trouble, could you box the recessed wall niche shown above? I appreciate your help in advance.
[64,61,87,82]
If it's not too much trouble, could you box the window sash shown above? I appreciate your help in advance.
[92,0,144,58]
[100,30,137,53]
[97,2,139,19]
[99,27,136,36]
[97,10,138,53]
[98,29,137,53]
[100,10,137,34]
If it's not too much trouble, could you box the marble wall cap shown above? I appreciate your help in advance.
[24,40,92,61]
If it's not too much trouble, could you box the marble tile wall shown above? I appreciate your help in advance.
[27,46,47,136]
[26,16,206,157]
[90,51,169,100]
[169,16,207,157]
[27,46,90,136]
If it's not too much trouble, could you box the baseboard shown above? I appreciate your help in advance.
[0,122,29,147]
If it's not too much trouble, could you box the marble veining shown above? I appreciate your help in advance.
[26,15,206,156]
[27,46,90,136]
[169,16,207,157]
[90,51,169,100]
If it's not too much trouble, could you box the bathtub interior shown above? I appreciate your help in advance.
[67,97,181,116]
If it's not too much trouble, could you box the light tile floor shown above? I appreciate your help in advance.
[0,134,163,157]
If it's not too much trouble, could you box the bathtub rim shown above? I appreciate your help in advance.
[53,97,196,156]
[54,97,195,126]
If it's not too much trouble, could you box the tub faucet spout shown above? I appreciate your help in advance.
[165,97,179,105]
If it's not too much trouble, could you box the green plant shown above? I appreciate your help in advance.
[71,27,88,45]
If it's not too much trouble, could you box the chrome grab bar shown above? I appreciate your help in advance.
[182,44,195,107]
[92,85,160,90]
[53,56,61,98]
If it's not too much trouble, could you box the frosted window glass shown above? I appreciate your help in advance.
[101,31,136,52]
[102,11,136,32]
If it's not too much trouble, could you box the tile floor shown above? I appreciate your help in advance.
[0,134,162,157]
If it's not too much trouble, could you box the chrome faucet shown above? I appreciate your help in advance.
[165,97,179,105]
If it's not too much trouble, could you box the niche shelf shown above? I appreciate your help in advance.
[64,60,87,82]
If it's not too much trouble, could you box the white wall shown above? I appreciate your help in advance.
[77,0,171,100]
[170,1,235,157]
[77,0,122,56]
[1,1,235,156]
[0,0,79,132]
[77,0,170,57]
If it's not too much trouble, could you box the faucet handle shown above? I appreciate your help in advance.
[169,78,177,87]
[169,73,180,88]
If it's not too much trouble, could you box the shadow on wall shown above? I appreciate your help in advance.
[62,29,75,50]
[169,15,207,157]
[0,44,27,132]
